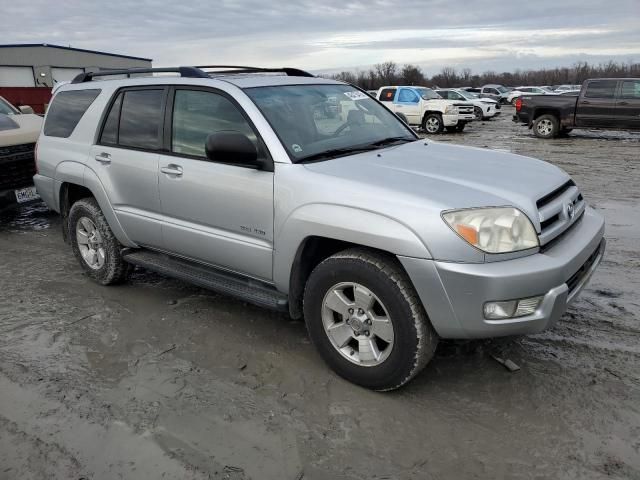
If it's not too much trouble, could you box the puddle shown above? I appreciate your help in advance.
[0,201,57,232]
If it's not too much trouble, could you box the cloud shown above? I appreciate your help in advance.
[2,0,639,73]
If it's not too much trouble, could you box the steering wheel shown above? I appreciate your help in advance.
[333,122,351,136]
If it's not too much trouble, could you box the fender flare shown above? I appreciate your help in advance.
[273,203,431,292]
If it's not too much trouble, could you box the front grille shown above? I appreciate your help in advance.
[454,104,474,115]
[536,179,585,246]
[566,244,601,293]
[0,143,36,190]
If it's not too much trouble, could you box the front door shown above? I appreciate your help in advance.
[158,87,274,281]
[90,87,165,248]
[616,79,640,129]
[576,80,617,127]
[394,88,421,125]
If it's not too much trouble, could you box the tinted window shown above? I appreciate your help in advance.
[585,80,617,99]
[620,80,640,99]
[379,88,396,102]
[119,89,163,150]
[398,89,419,103]
[172,89,257,158]
[486,88,498,95]
[100,92,122,145]
[43,89,100,137]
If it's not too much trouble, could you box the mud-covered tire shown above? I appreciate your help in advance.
[68,197,131,285]
[422,113,444,134]
[533,114,560,139]
[303,248,438,391]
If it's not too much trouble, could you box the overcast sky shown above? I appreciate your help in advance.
[3,0,640,74]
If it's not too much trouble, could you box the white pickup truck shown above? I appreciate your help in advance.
[376,86,475,133]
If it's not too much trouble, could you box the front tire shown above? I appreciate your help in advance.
[473,106,484,120]
[533,114,559,139]
[422,113,444,134]
[303,248,438,391]
[68,197,131,285]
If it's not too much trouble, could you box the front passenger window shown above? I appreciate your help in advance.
[172,89,257,158]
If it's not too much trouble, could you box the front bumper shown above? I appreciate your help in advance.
[399,206,605,339]
[442,114,459,127]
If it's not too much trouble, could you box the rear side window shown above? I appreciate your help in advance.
[100,92,122,145]
[43,89,100,137]
[118,90,164,150]
[379,88,396,102]
[585,80,617,99]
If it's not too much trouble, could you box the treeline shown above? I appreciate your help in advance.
[328,61,640,89]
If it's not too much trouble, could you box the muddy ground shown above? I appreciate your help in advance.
[0,108,638,480]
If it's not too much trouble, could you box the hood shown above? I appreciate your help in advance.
[0,113,42,146]
[303,140,570,226]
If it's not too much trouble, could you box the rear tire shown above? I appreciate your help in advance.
[68,197,131,285]
[422,113,444,134]
[533,114,559,139]
[303,248,438,391]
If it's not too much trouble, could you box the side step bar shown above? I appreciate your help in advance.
[122,249,288,312]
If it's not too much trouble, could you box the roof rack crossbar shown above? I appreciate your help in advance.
[195,65,315,78]
[71,66,209,84]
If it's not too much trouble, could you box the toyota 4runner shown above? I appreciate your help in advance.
[34,66,605,390]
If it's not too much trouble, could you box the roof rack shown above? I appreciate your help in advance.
[195,65,315,78]
[71,65,315,84]
[71,67,209,83]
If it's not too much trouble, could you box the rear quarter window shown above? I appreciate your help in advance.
[43,89,101,138]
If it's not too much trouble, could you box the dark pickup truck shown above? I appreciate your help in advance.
[514,78,640,138]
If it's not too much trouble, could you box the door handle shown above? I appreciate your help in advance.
[581,101,590,105]
[94,152,111,164]
[161,164,183,176]
[618,101,629,106]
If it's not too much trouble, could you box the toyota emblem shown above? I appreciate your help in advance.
[566,202,575,219]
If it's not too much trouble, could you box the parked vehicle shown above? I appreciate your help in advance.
[507,86,557,105]
[479,84,511,103]
[514,78,640,138]
[435,88,498,120]
[34,66,605,390]
[0,96,42,211]
[376,86,475,133]
[554,85,582,93]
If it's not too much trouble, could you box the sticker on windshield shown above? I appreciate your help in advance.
[343,91,369,101]
[291,144,303,153]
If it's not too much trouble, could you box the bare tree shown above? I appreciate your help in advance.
[400,64,425,86]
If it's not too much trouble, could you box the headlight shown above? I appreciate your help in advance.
[442,207,538,253]
[444,105,457,114]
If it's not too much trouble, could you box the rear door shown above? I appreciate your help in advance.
[615,79,640,129]
[90,87,165,248]
[394,88,421,124]
[157,87,274,281]
[575,80,617,127]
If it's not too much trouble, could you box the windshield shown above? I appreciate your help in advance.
[0,97,18,115]
[245,84,416,162]
[415,87,441,100]
[458,90,479,100]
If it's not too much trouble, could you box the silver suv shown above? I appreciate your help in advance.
[34,66,605,390]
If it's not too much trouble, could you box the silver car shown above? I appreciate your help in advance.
[34,66,605,390]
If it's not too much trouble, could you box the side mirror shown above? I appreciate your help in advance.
[18,105,35,114]
[205,131,262,169]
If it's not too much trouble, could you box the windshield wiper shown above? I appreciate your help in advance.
[370,136,414,147]
[296,145,379,163]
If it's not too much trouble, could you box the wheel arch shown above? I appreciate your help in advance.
[274,204,432,318]
[57,168,135,247]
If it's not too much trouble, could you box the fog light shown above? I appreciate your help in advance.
[484,296,543,320]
